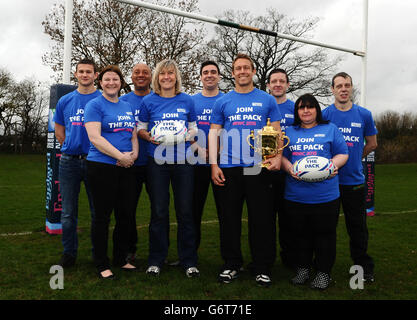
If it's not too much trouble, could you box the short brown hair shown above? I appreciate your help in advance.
[331,72,353,87]
[76,58,97,73]
[98,65,126,95]
[232,53,255,71]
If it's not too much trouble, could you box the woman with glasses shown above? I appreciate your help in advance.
[281,93,348,289]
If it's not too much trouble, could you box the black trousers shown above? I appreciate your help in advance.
[270,170,294,266]
[192,165,220,250]
[340,184,374,273]
[213,167,276,275]
[286,198,340,274]
[87,161,136,272]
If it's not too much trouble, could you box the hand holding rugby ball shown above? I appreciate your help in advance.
[150,120,188,146]
[292,156,335,182]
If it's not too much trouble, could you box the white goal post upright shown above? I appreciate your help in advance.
[63,0,73,84]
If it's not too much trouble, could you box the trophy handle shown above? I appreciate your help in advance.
[277,132,290,153]
[246,130,255,150]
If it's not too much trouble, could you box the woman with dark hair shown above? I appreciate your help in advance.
[281,93,349,289]
[84,65,138,279]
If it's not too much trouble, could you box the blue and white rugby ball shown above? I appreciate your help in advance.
[150,120,187,146]
[293,156,334,182]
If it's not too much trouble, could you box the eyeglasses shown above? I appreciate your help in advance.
[297,105,315,110]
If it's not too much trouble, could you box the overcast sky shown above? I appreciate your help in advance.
[1,0,416,116]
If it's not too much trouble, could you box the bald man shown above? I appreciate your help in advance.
[120,63,152,263]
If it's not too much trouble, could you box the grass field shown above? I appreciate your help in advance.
[0,154,416,301]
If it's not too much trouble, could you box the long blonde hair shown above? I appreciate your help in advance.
[152,59,182,95]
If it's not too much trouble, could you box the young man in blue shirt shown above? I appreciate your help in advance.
[209,54,283,286]
[322,72,378,282]
[191,61,224,251]
[267,68,295,269]
[54,59,100,268]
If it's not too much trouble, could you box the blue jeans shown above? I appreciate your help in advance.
[147,158,197,268]
[59,154,95,257]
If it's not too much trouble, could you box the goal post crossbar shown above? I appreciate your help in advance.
[114,0,366,57]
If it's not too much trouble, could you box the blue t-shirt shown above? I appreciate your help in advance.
[139,92,197,164]
[192,91,224,166]
[53,90,102,155]
[283,123,348,204]
[277,99,295,133]
[210,88,282,167]
[120,91,151,166]
[84,95,136,165]
[322,104,378,185]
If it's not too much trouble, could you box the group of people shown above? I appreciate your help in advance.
[54,53,377,290]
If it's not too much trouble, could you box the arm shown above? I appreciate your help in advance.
[138,121,160,145]
[54,123,66,146]
[363,135,377,159]
[208,123,225,186]
[85,122,134,167]
[329,153,349,178]
[281,156,300,180]
[130,127,139,160]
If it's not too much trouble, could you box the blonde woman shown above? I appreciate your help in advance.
[138,59,199,278]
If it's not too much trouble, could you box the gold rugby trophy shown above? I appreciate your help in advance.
[246,118,290,168]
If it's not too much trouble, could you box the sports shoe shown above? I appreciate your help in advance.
[363,272,375,283]
[58,254,76,268]
[291,267,310,285]
[146,265,160,276]
[310,271,332,290]
[185,267,200,278]
[255,274,272,287]
[218,269,239,284]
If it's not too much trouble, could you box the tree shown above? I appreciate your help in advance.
[0,69,16,137]
[207,9,342,101]
[12,80,48,153]
[0,68,48,153]
[42,0,207,92]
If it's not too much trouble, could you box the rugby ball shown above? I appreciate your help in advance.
[293,156,334,182]
[150,120,187,146]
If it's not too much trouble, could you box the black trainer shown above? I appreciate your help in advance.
[218,269,239,284]
[363,272,375,283]
[58,254,76,268]
[310,271,332,290]
[291,267,310,285]
[255,274,272,287]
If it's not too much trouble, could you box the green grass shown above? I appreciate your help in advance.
[0,154,416,300]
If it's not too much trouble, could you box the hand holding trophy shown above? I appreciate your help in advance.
[246,118,290,168]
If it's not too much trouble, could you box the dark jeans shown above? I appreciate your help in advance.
[286,198,340,274]
[340,184,374,274]
[270,170,294,266]
[87,161,136,272]
[147,158,197,269]
[213,167,276,275]
[59,153,95,258]
[192,165,220,250]
[124,165,148,254]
